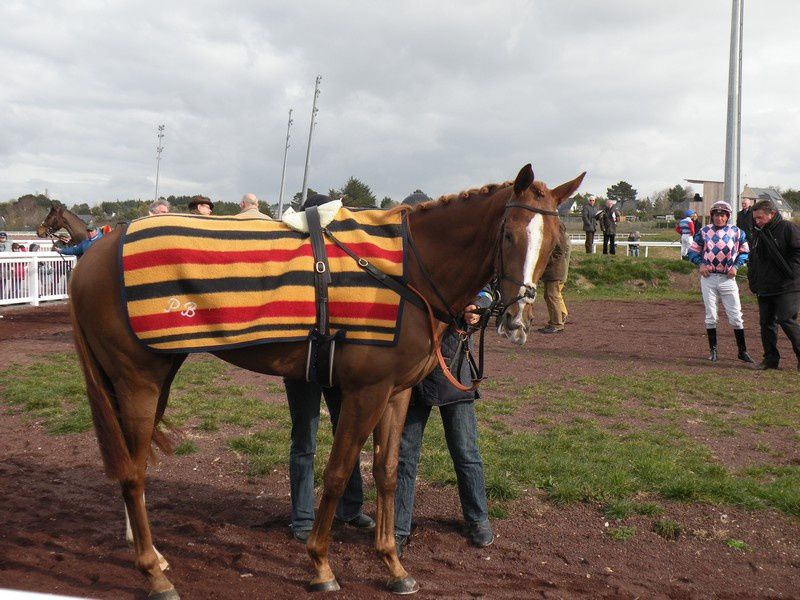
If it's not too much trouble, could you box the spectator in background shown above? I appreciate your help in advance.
[236,193,271,219]
[628,230,641,257]
[736,197,754,242]
[597,199,621,255]
[0,232,10,252]
[581,195,599,254]
[676,209,696,259]
[56,223,103,258]
[747,199,800,371]
[538,222,571,333]
[188,196,214,215]
[687,201,753,364]
[148,198,171,215]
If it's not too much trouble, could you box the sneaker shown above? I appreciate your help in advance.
[335,513,376,531]
[537,325,563,334]
[466,521,494,548]
[292,528,311,543]
[395,534,408,558]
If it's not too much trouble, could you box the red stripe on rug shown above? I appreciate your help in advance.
[130,301,398,333]
[123,243,402,271]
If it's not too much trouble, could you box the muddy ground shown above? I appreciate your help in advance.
[0,300,798,599]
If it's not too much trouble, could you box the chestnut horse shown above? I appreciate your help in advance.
[37,204,89,243]
[69,164,584,598]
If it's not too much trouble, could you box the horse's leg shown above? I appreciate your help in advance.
[116,380,179,600]
[306,382,394,592]
[372,389,418,594]
[124,494,169,572]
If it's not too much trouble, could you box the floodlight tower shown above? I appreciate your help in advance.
[300,76,322,206]
[154,124,166,201]
[723,0,744,213]
[277,109,294,218]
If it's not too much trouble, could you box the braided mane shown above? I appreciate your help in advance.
[388,180,514,216]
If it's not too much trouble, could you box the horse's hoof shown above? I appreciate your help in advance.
[309,579,340,592]
[148,588,180,600]
[387,575,419,595]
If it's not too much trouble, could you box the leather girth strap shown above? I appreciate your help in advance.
[304,206,343,387]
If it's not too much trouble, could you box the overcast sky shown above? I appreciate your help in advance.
[1,1,798,207]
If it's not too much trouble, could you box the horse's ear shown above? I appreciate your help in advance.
[552,172,587,206]
[513,164,535,195]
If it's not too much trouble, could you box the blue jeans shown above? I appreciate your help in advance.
[394,400,489,538]
[284,379,364,532]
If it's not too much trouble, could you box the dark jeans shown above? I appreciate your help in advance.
[284,378,363,532]
[394,400,489,538]
[603,233,616,255]
[757,292,800,367]
[584,230,595,254]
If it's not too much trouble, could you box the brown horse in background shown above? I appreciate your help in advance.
[37,204,89,243]
[69,164,584,598]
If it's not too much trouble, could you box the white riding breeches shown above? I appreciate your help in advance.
[701,273,744,329]
[680,234,693,258]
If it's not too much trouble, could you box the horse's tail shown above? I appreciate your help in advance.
[69,301,136,481]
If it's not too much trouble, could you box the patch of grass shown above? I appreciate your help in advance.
[488,503,508,519]
[567,254,698,300]
[174,440,199,455]
[0,354,93,434]
[725,538,752,551]
[652,518,682,540]
[607,525,636,541]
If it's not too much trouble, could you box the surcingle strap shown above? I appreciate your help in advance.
[305,206,339,387]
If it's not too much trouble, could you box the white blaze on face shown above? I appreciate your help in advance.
[521,213,545,295]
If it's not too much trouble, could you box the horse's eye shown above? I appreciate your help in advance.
[504,231,513,243]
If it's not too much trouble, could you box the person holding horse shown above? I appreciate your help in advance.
[56,223,103,258]
[687,201,754,363]
[283,193,374,543]
[394,284,495,556]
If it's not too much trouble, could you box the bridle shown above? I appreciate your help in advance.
[491,202,559,315]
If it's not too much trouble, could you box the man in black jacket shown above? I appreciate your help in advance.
[736,197,754,242]
[747,200,800,371]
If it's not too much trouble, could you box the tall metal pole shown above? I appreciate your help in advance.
[154,124,165,202]
[300,76,321,206]
[277,109,294,219]
[723,0,743,212]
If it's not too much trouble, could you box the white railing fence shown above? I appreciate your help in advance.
[0,252,76,307]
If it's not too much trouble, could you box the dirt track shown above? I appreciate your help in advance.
[1,301,799,599]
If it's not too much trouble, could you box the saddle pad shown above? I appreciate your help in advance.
[120,207,405,352]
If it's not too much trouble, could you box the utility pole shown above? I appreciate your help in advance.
[723,0,743,213]
[154,124,166,202]
[300,76,321,206]
[277,109,293,218]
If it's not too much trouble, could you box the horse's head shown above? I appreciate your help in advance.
[496,164,585,345]
[36,203,63,238]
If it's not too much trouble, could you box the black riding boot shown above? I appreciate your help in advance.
[706,328,718,362]
[734,328,755,363]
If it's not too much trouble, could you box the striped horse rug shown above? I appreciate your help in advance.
[120,207,406,352]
